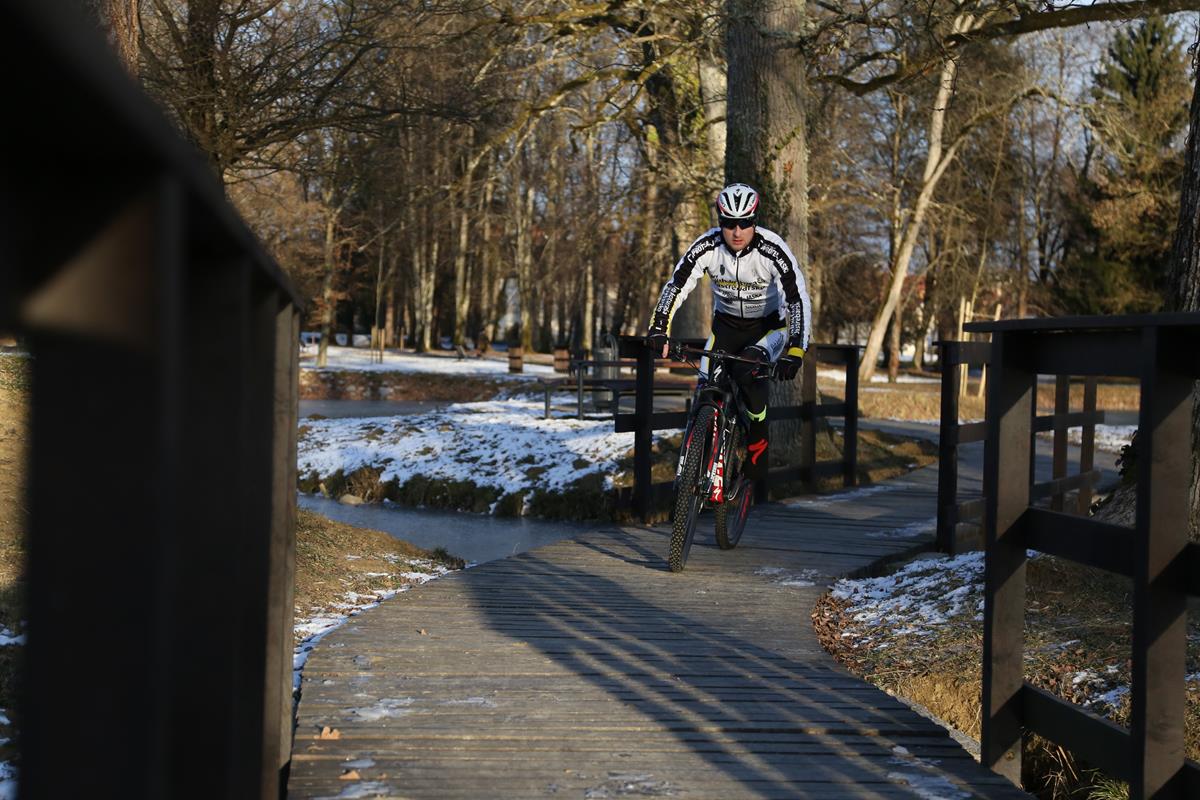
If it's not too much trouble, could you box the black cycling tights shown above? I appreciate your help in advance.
[700,312,786,481]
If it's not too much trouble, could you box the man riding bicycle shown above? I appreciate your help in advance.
[647,183,812,485]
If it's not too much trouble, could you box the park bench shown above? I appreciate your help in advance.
[538,358,693,419]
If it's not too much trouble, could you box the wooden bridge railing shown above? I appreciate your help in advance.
[967,314,1200,800]
[936,341,1105,553]
[1,4,301,798]
[615,336,859,522]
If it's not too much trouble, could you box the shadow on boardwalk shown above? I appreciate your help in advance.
[288,467,1030,798]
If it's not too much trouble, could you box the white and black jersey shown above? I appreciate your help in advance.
[650,226,812,352]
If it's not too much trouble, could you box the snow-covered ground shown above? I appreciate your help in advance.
[299,398,653,510]
[0,629,19,799]
[301,346,555,378]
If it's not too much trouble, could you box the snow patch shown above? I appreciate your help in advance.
[347,697,415,721]
[302,345,554,379]
[298,399,654,502]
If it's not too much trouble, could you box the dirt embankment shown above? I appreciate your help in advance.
[300,370,510,402]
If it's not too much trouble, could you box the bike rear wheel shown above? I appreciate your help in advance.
[669,405,715,572]
[714,423,751,549]
[714,477,753,549]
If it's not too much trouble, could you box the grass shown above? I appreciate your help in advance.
[822,372,1142,424]
[0,355,29,770]
[813,551,1200,799]
[293,508,462,641]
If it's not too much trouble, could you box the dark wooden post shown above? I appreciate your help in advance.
[1051,375,1069,512]
[1077,377,1098,514]
[1129,326,1190,799]
[937,342,962,553]
[981,331,1034,785]
[633,342,655,522]
[264,300,300,795]
[800,353,817,485]
[843,347,859,487]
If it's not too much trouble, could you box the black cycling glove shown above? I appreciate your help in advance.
[777,336,805,381]
[647,329,668,357]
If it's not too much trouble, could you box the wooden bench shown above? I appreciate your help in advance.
[538,359,694,419]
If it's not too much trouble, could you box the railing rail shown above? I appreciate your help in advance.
[967,314,1200,799]
[1,4,301,798]
[936,341,1104,553]
[615,336,860,522]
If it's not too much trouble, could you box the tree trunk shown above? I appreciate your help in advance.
[316,200,339,368]
[726,0,809,469]
[859,32,969,382]
[1167,68,1200,541]
[669,201,713,340]
[83,0,139,76]
[452,180,472,347]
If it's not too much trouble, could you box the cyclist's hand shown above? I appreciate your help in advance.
[777,355,803,381]
[647,331,668,359]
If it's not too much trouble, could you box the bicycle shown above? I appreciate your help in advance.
[664,340,776,572]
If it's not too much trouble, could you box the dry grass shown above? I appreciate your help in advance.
[0,355,28,769]
[293,508,462,640]
[814,552,1200,799]
[818,373,1141,424]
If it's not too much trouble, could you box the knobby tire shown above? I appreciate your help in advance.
[714,425,751,550]
[669,405,715,572]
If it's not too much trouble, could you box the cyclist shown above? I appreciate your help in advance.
[647,182,812,483]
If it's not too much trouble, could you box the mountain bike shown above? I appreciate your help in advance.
[665,341,776,572]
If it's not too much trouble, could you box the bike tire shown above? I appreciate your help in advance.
[714,478,753,549]
[669,405,715,572]
[714,424,751,549]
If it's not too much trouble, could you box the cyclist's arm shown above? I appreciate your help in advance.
[764,236,811,357]
[650,230,720,337]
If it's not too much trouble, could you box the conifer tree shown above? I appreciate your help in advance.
[1053,16,1191,314]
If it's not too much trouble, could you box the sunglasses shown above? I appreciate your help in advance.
[719,216,756,230]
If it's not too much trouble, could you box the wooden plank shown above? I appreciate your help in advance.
[1129,326,1191,799]
[981,331,1033,784]
[290,463,1030,799]
[1021,684,1131,782]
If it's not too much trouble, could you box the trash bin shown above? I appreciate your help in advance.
[591,332,619,410]
[508,346,523,373]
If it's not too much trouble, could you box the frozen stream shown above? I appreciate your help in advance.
[297,493,592,564]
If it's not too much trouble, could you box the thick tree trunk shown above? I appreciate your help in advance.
[1167,69,1200,541]
[726,0,809,468]
[83,0,139,76]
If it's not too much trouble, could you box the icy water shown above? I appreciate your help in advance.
[297,493,592,564]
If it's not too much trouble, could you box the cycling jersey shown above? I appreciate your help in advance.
[650,226,812,352]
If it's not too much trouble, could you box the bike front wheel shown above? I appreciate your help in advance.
[669,405,715,572]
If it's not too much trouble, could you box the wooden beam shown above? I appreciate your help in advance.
[1129,326,1191,799]
[981,331,1033,784]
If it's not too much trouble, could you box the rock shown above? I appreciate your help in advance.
[339,494,364,506]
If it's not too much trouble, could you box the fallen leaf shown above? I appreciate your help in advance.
[340,770,361,781]
[319,726,341,740]
[418,629,427,635]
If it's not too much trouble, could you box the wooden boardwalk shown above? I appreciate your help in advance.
[288,461,1035,798]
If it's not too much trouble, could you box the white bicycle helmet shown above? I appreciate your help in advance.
[716,183,760,219]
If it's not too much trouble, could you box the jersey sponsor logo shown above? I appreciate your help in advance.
[714,279,767,292]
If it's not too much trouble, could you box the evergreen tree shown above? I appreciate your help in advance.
[1053,16,1191,315]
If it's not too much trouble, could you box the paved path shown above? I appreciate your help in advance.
[288,463,1031,799]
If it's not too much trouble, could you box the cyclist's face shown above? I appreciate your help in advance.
[721,219,754,251]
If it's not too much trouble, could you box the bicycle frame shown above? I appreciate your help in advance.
[674,346,767,505]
